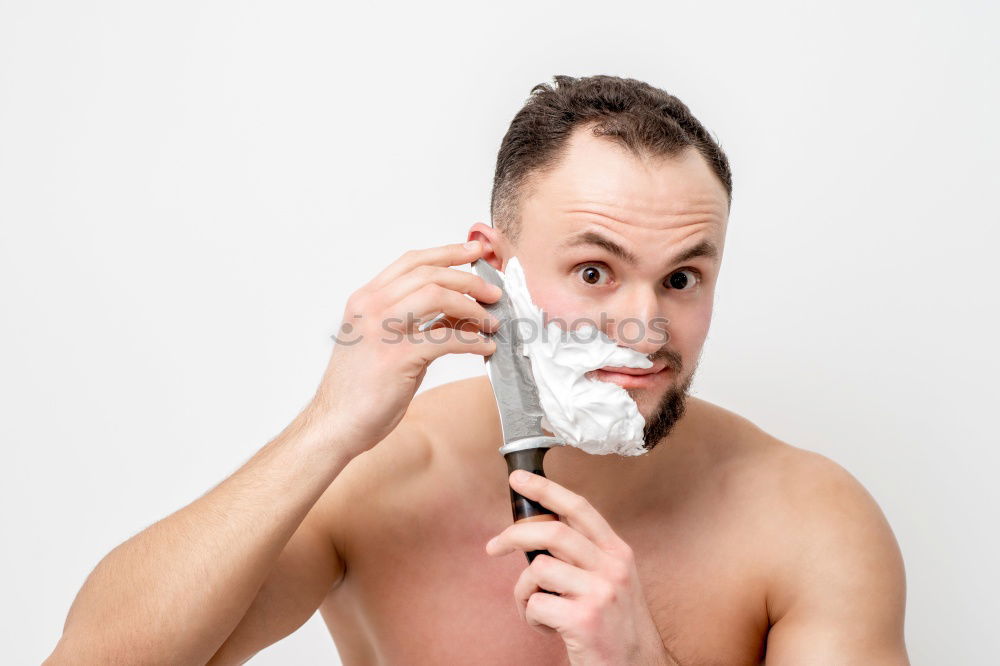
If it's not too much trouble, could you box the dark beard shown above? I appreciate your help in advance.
[630,368,695,451]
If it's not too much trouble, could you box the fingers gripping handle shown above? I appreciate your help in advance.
[504,447,556,564]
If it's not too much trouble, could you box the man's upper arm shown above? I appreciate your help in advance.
[205,412,433,665]
[205,492,345,665]
[763,451,909,665]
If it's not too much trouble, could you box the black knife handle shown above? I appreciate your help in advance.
[504,447,557,564]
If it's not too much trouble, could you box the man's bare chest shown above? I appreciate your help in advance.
[321,498,768,665]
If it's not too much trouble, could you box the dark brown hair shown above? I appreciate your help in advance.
[490,74,733,244]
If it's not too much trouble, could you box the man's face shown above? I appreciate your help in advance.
[500,125,729,449]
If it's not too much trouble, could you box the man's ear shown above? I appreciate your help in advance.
[466,222,509,271]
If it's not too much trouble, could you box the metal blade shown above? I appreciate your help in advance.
[472,258,563,453]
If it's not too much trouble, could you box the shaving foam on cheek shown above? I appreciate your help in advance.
[498,256,652,457]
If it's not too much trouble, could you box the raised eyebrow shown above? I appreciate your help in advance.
[561,231,719,269]
[561,231,639,265]
[668,239,719,267]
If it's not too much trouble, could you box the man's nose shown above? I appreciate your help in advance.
[603,286,668,356]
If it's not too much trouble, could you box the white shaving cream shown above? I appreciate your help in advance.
[497,256,652,456]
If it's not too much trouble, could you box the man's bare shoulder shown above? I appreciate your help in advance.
[409,374,497,431]
[404,376,501,463]
[318,377,496,526]
[701,402,907,647]
[689,397,898,520]
[731,409,902,559]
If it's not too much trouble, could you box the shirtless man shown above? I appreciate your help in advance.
[46,75,909,665]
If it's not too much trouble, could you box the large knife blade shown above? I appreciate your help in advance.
[471,258,563,454]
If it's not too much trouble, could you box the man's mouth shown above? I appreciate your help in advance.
[588,362,672,389]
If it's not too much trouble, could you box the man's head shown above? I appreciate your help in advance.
[470,75,732,450]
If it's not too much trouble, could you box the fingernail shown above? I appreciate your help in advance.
[511,470,532,484]
[417,311,446,332]
[464,240,480,250]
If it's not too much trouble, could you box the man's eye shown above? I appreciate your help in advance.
[665,269,700,291]
[576,263,611,286]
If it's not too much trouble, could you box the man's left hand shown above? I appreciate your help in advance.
[485,470,678,666]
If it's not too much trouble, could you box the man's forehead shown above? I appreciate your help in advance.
[522,134,729,233]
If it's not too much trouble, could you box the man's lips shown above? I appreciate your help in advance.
[588,362,673,389]
[596,361,669,376]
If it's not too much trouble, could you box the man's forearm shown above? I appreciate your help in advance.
[48,407,351,665]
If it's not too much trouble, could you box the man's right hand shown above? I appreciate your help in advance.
[309,239,502,459]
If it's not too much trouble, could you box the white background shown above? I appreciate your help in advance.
[2,1,997,664]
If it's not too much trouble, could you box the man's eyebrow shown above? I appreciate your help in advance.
[670,238,719,266]
[560,230,719,268]
[561,231,640,265]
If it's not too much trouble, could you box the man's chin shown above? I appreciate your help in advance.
[632,372,695,450]
[625,384,674,418]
